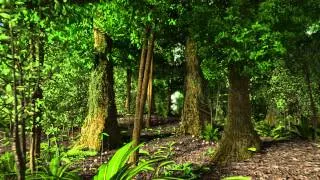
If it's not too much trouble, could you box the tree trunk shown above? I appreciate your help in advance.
[167,79,172,117]
[30,36,44,172]
[304,63,318,140]
[130,28,154,164]
[10,25,26,180]
[180,37,209,136]
[146,56,154,128]
[125,68,132,114]
[76,28,121,150]
[213,64,260,165]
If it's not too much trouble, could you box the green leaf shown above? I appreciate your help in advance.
[0,34,9,40]
[247,147,257,152]
[49,156,60,175]
[0,12,10,19]
[5,84,12,93]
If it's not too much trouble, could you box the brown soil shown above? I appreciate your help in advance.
[78,122,320,179]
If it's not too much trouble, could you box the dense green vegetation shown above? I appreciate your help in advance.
[0,0,319,179]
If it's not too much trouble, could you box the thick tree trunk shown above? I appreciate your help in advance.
[213,64,260,165]
[76,28,121,150]
[304,63,318,140]
[130,28,154,163]
[146,56,154,128]
[125,68,132,114]
[180,37,209,136]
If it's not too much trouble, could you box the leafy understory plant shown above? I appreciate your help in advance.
[94,141,161,180]
[0,152,16,180]
[201,123,221,142]
[28,154,80,180]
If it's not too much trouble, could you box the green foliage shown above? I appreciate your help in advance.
[153,142,176,159]
[255,121,293,140]
[161,162,198,179]
[65,149,97,158]
[28,155,80,180]
[0,152,16,179]
[93,141,157,180]
[270,124,293,140]
[201,123,221,142]
[254,121,274,137]
[291,116,319,140]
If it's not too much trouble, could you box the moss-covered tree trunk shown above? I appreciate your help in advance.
[213,64,260,165]
[76,28,121,150]
[180,37,209,136]
[130,28,154,164]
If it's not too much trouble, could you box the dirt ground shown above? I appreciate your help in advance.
[79,123,320,179]
[2,121,320,179]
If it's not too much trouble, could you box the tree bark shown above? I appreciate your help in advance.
[30,34,44,172]
[180,37,209,136]
[146,56,154,128]
[76,28,121,150]
[130,28,154,164]
[167,79,172,117]
[10,24,26,180]
[304,63,318,140]
[213,64,260,165]
[125,68,132,114]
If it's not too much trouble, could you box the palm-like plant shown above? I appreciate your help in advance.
[94,141,165,180]
[28,155,80,180]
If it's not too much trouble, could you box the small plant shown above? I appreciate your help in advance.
[94,141,162,180]
[66,149,97,157]
[291,116,317,139]
[254,121,274,137]
[201,123,221,142]
[271,124,292,140]
[28,154,80,180]
[0,152,16,179]
[161,162,198,179]
[153,142,176,159]
[204,147,215,156]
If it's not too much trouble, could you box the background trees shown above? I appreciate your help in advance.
[0,0,320,179]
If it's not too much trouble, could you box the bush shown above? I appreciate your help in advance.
[201,123,221,142]
[0,152,16,179]
[254,121,274,137]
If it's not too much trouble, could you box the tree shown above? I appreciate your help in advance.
[76,26,121,150]
[180,37,209,136]
[197,0,286,164]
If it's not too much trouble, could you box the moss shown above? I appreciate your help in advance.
[180,37,209,136]
[75,64,107,150]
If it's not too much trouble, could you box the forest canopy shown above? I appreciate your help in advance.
[0,0,320,179]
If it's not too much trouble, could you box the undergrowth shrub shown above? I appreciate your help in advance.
[201,123,221,141]
[27,154,80,180]
[0,152,16,179]
[254,121,274,137]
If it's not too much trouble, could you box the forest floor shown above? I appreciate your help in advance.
[78,121,320,180]
[1,120,320,179]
